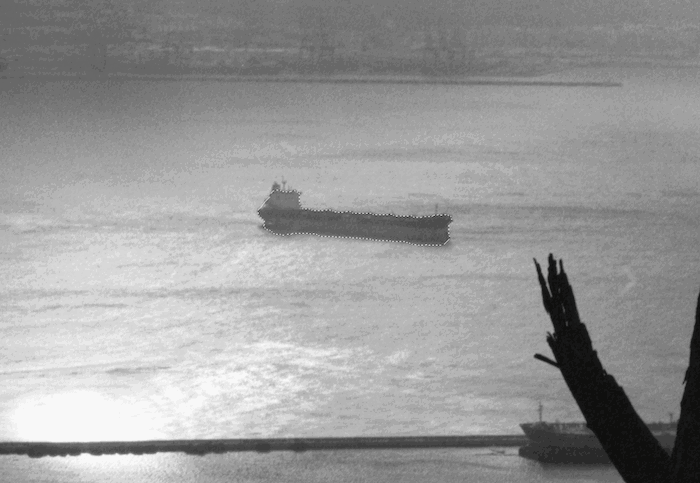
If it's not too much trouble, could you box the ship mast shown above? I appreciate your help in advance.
[538,401,543,422]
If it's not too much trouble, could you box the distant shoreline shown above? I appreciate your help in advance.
[0,71,622,87]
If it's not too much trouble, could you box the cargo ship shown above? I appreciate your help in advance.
[257,181,451,245]
[518,404,677,464]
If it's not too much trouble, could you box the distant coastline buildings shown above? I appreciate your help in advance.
[2,9,700,75]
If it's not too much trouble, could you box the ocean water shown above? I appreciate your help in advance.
[1,68,699,481]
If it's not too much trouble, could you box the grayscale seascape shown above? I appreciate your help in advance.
[2,25,700,482]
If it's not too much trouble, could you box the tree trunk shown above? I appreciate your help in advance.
[533,254,675,483]
[670,290,700,482]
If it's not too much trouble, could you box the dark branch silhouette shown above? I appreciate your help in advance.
[532,254,700,483]
[670,289,700,482]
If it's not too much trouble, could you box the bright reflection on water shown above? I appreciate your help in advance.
[11,391,162,442]
[2,450,624,483]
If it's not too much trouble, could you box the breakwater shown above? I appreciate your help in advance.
[117,75,623,88]
[0,435,529,458]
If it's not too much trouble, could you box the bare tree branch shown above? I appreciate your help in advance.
[534,254,672,483]
[670,290,700,483]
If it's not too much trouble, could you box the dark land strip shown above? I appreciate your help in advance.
[0,435,528,458]
[1,72,622,87]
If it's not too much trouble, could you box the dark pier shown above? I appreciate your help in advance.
[0,435,528,458]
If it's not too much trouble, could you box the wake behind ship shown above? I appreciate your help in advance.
[258,182,451,245]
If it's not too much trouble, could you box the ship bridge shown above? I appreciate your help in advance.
[261,182,302,210]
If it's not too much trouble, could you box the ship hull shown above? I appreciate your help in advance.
[258,208,451,245]
[519,422,676,464]
[520,423,599,448]
[518,443,673,465]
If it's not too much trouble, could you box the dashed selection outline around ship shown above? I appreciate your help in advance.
[257,180,452,246]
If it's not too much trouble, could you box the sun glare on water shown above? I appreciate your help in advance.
[12,391,158,442]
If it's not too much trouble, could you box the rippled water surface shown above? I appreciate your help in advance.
[1,68,699,481]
